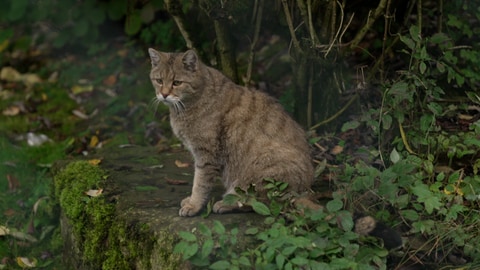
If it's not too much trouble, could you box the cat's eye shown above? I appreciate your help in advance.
[172,80,182,86]
[155,79,163,84]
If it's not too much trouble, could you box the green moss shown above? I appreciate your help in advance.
[53,161,171,269]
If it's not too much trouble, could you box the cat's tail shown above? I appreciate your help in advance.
[293,197,402,250]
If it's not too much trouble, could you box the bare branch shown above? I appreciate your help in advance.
[281,0,302,52]
[165,0,195,49]
[349,0,388,50]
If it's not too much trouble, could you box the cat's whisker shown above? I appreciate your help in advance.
[148,97,161,116]
[173,100,186,119]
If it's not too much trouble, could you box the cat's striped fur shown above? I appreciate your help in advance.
[148,49,313,217]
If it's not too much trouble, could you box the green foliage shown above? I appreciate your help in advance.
[340,13,480,265]
[174,180,390,269]
[0,0,183,57]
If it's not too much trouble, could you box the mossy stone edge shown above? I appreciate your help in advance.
[52,161,182,270]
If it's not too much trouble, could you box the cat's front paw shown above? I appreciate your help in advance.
[179,197,202,217]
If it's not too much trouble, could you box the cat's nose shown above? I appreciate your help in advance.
[158,92,168,99]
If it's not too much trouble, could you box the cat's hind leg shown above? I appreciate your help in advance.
[213,199,253,214]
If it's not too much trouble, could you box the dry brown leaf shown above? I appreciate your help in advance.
[72,109,89,119]
[32,197,49,216]
[21,74,41,87]
[0,67,22,82]
[2,106,20,116]
[175,160,190,168]
[85,189,103,197]
[102,75,117,86]
[0,226,10,236]
[331,145,344,155]
[7,174,20,192]
[88,159,102,166]
[16,257,37,268]
[166,179,189,185]
[3,208,15,217]
[89,135,99,148]
[71,85,94,95]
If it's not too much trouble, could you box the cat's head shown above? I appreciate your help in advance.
[148,49,201,109]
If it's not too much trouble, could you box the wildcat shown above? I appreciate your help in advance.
[148,48,313,217]
[148,49,402,249]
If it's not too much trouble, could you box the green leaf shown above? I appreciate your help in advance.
[341,120,360,132]
[399,35,415,50]
[251,201,271,216]
[382,114,392,130]
[390,148,401,164]
[9,0,28,21]
[238,256,251,266]
[178,231,197,242]
[337,211,354,232]
[183,243,199,259]
[326,199,343,212]
[201,239,214,259]
[198,223,212,237]
[400,209,419,221]
[411,183,442,214]
[212,220,226,234]
[419,61,427,74]
[222,194,239,205]
[209,260,231,270]
[291,256,309,266]
[409,25,421,42]
[245,227,258,235]
[282,246,297,256]
[125,11,142,35]
[430,32,450,44]
[276,253,285,269]
[108,0,128,20]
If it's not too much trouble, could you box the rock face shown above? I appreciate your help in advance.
[53,145,264,270]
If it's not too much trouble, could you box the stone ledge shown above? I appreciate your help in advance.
[53,145,264,270]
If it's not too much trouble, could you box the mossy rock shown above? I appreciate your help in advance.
[52,145,264,270]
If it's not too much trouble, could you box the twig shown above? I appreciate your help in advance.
[349,0,388,50]
[246,0,264,85]
[399,121,416,154]
[307,63,313,127]
[309,94,358,130]
[324,1,346,57]
[380,0,393,82]
[165,0,195,49]
[281,0,302,52]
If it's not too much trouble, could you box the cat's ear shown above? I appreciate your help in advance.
[148,48,161,67]
[182,50,198,72]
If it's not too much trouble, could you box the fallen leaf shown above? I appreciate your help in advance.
[32,197,49,216]
[21,74,41,87]
[8,230,37,242]
[2,106,20,116]
[71,85,94,95]
[89,135,99,148]
[16,257,37,268]
[175,160,190,168]
[3,209,15,217]
[85,189,103,197]
[166,179,189,185]
[102,74,117,86]
[72,109,89,119]
[148,164,164,169]
[331,145,344,155]
[0,226,10,236]
[0,67,22,82]
[26,132,51,146]
[7,174,20,192]
[88,159,102,165]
